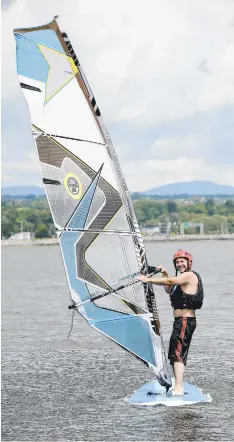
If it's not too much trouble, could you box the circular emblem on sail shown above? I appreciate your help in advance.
[64,173,82,199]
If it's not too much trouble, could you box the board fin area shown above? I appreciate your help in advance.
[125,377,212,407]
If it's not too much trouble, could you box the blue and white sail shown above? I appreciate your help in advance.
[14,17,171,390]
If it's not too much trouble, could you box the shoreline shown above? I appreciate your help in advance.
[143,233,234,241]
[2,234,234,247]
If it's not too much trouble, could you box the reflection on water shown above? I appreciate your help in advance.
[2,241,234,441]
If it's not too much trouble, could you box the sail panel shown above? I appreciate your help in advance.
[60,229,157,366]
[16,29,65,52]
[67,165,103,230]
[37,80,103,141]
[52,138,121,192]
[59,230,128,321]
[40,159,105,229]
[85,232,147,309]
[15,32,103,142]
[60,229,148,314]
[93,316,157,367]
[15,33,50,83]
[84,283,134,315]
[33,131,129,231]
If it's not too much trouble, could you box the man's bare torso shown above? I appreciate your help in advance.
[173,271,198,318]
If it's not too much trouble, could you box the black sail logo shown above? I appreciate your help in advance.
[64,173,82,199]
[68,176,79,194]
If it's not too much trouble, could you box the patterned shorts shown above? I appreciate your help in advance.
[168,317,196,366]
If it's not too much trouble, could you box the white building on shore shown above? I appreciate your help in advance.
[9,232,33,241]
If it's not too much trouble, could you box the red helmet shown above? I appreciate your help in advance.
[173,249,193,270]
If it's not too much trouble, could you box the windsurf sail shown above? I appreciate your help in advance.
[14,17,171,389]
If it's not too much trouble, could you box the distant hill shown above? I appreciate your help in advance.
[143,181,234,196]
[1,181,234,198]
[1,186,45,196]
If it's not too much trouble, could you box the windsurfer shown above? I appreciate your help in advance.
[138,249,203,396]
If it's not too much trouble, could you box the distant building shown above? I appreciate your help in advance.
[141,227,160,236]
[142,224,172,236]
[9,232,33,241]
[180,222,204,235]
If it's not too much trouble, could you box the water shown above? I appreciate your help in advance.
[2,241,234,441]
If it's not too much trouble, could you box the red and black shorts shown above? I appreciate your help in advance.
[168,317,196,366]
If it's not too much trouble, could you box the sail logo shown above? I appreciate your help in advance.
[64,172,82,199]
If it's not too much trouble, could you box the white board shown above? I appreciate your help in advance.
[125,377,212,407]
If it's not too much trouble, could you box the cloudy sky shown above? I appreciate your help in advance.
[2,0,234,191]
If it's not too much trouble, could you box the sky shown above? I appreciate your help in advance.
[1,0,234,192]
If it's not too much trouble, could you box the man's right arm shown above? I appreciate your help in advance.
[157,266,171,294]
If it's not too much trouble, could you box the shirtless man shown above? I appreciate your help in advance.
[138,249,203,396]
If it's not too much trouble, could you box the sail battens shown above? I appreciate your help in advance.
[20,82,42,92]
[14,17,171,389]
[60,229,135,235]
[45,134,106,146]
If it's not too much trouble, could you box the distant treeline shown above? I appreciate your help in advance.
[134,198,234,234]
[1,196,234,238]
[1,197,55,239]
[131,193,234,200]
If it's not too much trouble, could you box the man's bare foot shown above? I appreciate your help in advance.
[171,389,184,396]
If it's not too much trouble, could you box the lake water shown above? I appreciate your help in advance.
[2,241,234,441]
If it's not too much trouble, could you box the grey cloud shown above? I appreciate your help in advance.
[2,87,234,172]
[197,59,211,75]
[2,96,34,162]
[109,104,234,167]
[174,105,234,166]
[1,0,16,10]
